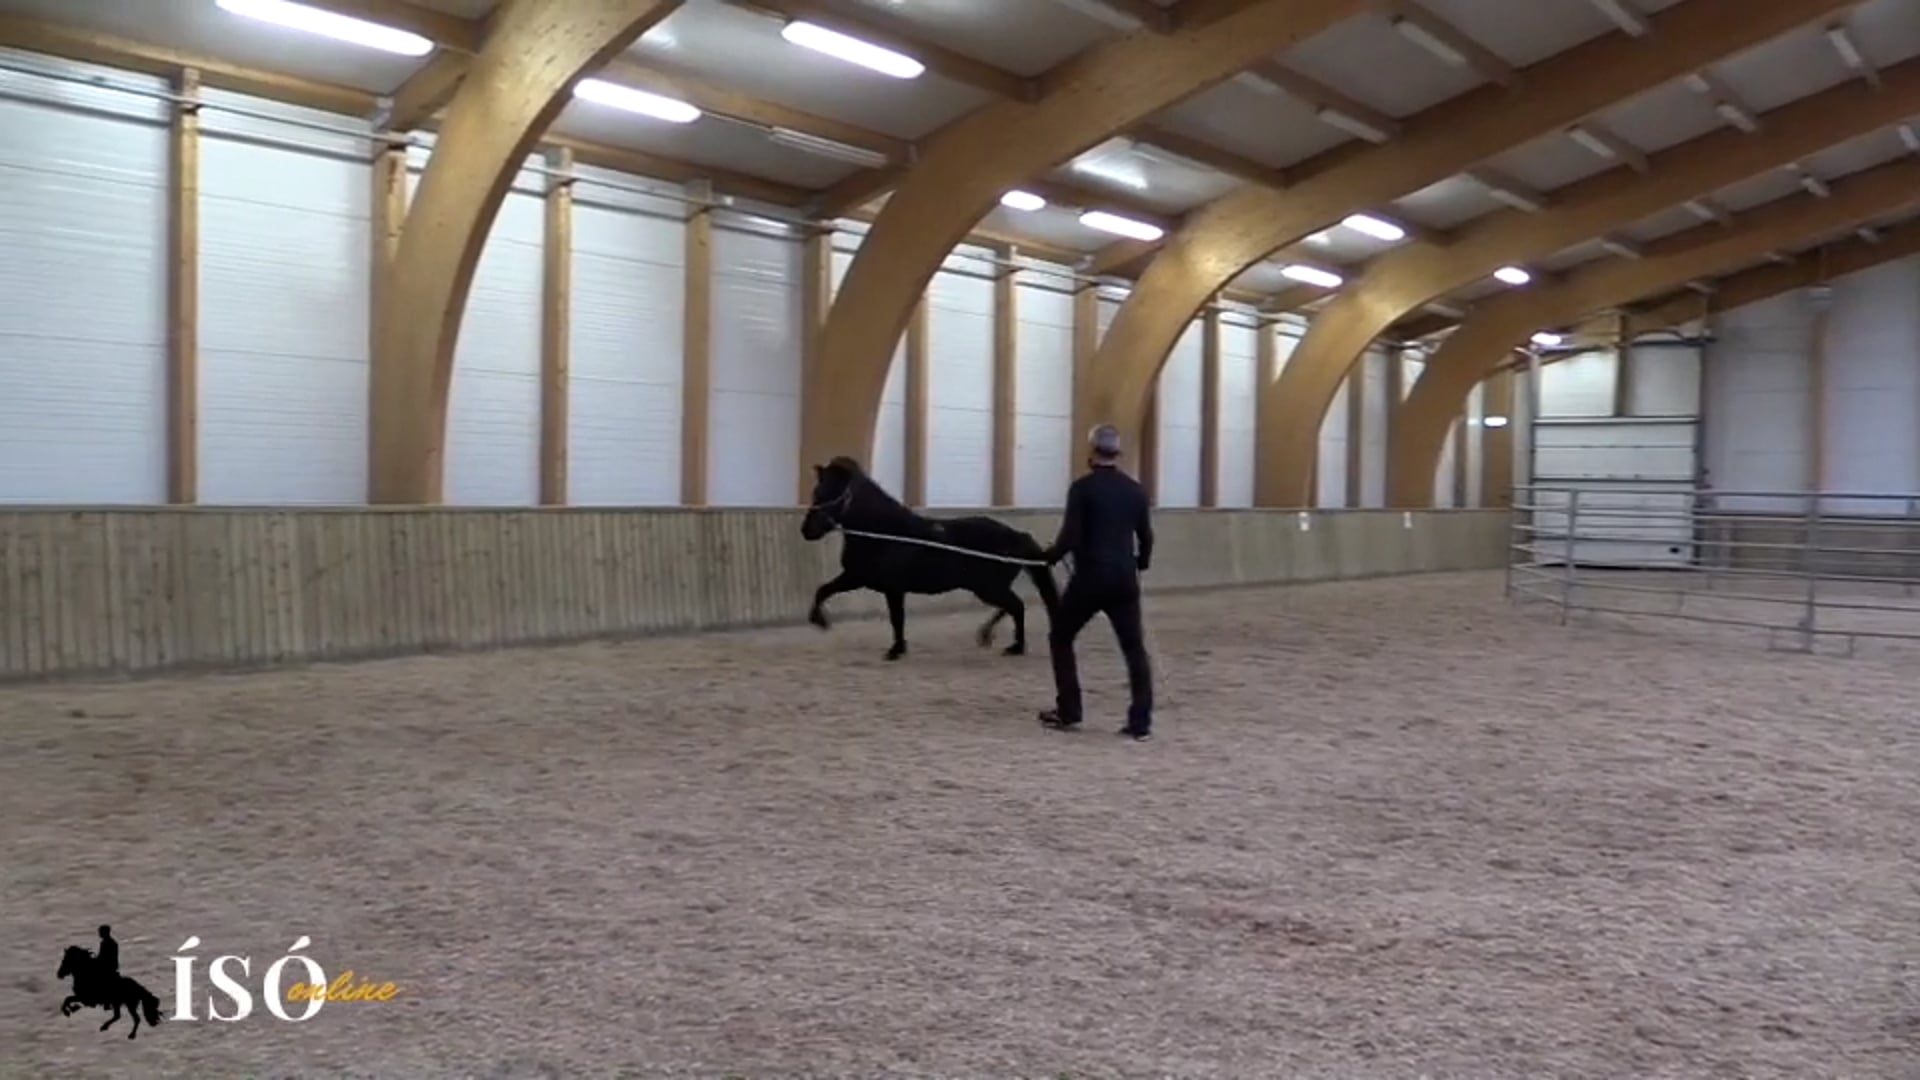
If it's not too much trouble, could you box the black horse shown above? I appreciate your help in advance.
[801,457,1060,660]
[57,944,163,1039]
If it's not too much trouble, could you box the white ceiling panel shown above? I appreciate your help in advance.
[634,2,987,140]
[1710,26,1852,114]
[834,0,1107,77]
[0,0,418,92]
[1804,127,1911,181]
[1709,169,1805,216]
[552,99,853,189]
[1412,0,1618,68]
[1281,13,1481,119]
[1539,238,1612,273]
[1484,133,1620,195]
[1229,263,1307,296]
[1839,0,1920,69]
[1155,80,1350,171]
[1391,175,1502,230]
[1626,205,1715,245]
[978,205,1105,254]
[409,0,497,16]
[1593,82,1723,156]
[1054,138,1240,215]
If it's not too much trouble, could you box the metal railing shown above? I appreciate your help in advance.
[1509,484,1920,654]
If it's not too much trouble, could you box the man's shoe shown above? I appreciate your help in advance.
[1117,726,1151,741]
[1039,709,1081,730]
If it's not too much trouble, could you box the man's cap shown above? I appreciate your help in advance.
[1088,424,1122,457]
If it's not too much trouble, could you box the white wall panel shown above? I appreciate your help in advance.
[406,149,543,505]
[1216,317,1259,508]
[711,221,803,505]
[1464,384,1484,508]
[1359,347,1390,507]
[1013,267,1074,506]
[567,177,684,505]
[1156,319,1204,507]
[197,96,372,504]
[831,242,905,498]
[1624,344,1701,417]
[1317,378,1349,509]
[1704,291,1813,511]
[924,260,994,507]
[0,57,168,503]
[1824,259,1920,513]
[1538,350,1616,417]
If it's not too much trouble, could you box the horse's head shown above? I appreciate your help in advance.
[57,945,90,979]
[801,457,864,541]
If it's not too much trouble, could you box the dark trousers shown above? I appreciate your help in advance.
[1049,574,1153,731]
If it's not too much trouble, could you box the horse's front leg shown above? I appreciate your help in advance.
[975,608,1006,648]
[100,1002,120,1031]
[60,996,81,1016]
[809,572,856,630]
[884,590,908,661]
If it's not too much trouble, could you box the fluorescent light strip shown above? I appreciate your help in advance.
[1341,212,1406,241]
[1715,101,1758,133]
[1684,199,1716,220]
[1902,124,1920,153]
[1589,0,1649,36]
[780,21,924,79]
[1530,331,1563,347]
[215,0,433,55]
[999,190,1046,212]
[1487,186,1544,213]
[1598,236,1643,258]
[1858,225,1882,243]
[1391,16,1468,67]
[573,79,701,123]
[1494,266,1532,286]
[1279,264,1344,289]
[1800,172,1830,198]
[767,127,891,168]
[1481,414,1511,428]
[1316,107,1393,144]
[1827,25,1864,70]
[1684,73,1711,94]
[1567,126,1616,159]
[1079,210,1164,242]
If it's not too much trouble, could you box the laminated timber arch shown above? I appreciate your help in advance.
[1257,56,1920,506]
[1389,155,1920,507]
[1078,0,1861,485]
[369,0,683,503]
[799,0,1369,470]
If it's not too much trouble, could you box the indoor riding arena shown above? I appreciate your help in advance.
[4,1,1920,1078]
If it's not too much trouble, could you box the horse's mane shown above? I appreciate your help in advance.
[825,457,929,531]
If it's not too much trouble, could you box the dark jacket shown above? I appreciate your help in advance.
[1045,465,1154,585]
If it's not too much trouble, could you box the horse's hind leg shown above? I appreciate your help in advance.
[973,586,1027,655]
[128,1005,140,1039]
[975,608,1006,648]
[100,1003,119,1031]
[883,591,908,660]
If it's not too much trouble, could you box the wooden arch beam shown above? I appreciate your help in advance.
[368,0,683,503]
[1627,218,1920,333]
[1388,155,1920,506]
[1078,0,1861,467]
[798,0,1371,469]
[1254,54,1920,505]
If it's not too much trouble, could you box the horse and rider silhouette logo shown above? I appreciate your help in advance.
[55,925,164,1039]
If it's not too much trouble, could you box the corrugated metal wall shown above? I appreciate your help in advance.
[0,508,1509,682]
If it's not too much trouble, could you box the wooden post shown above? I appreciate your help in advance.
[1139,386,1160,504]
[680,180,714,506]
[166,68,201,504]
[1384,345,1406,506]
[991,245,1017,506]
[368,141,408,501]
[538,147,572,506]
[904,297,929,506]
[1199,308,1221,507]
[1451,413,1470,509]
[1611,310,1633,418]
[797,228,832,502]
[1071,284,1099,476]
[1345,362,1366,508]
[1808,281,1831,492]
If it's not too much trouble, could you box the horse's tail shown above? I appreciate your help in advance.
[136,985,161,1027]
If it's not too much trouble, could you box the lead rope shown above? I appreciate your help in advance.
[806,489,1056,568]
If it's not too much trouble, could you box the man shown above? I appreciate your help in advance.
[1037,424,1156,740]
[95,925,118,976]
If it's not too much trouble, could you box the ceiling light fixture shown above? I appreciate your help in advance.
[1342,213,1406,241]
[572,79,701,123]
[767,127,892,168]
[780,21,924,79]
[1567,126,1616,159]
[1715,101,1759,133]
[999,190,1046,212]
[1481,414,1511,428]
[1588,0,1649,37]
[214,0,432,55]
[1827,25,1865,70]
[1079,210,1165,243]
[1279,264,1344,289]
[1799,172,1831,198]
[1530,331,1563,347]
[1494,266,1532,286]
[1317,107,1393,144]
[1390,16,1468,67]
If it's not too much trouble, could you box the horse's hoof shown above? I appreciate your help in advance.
[807,609,830,630]
[885,647,906,661]
[1002,642,1025,656]
[975,630,994,648]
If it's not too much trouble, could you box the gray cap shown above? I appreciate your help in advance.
[1088,423,1122,458]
